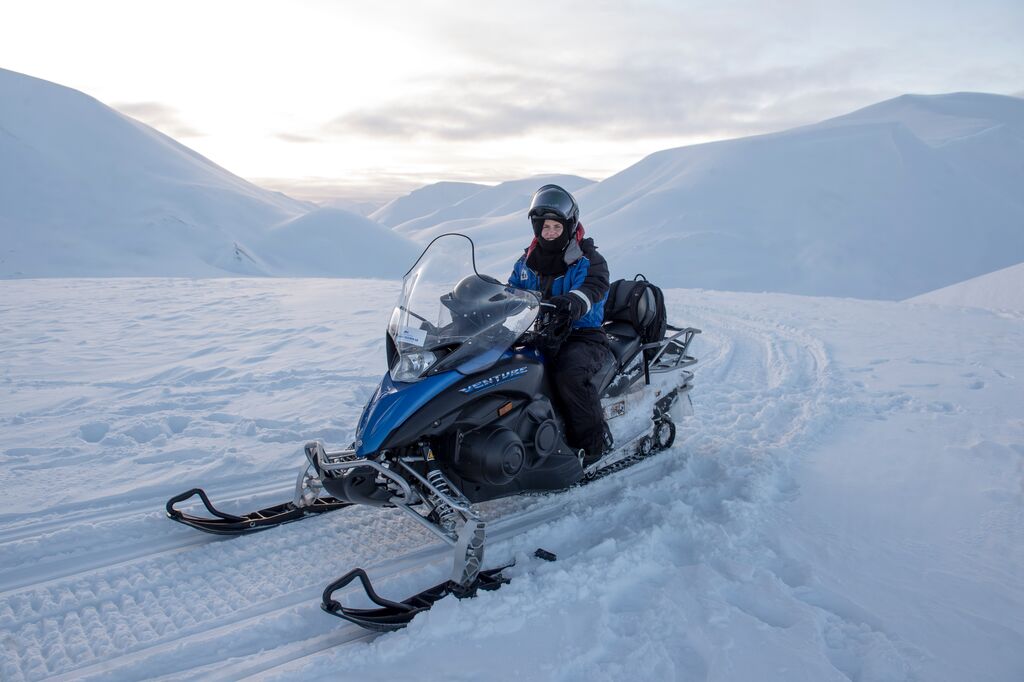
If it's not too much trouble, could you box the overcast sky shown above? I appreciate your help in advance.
[3,0,1022,202]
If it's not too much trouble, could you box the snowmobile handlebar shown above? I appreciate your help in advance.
[518,304,573,350]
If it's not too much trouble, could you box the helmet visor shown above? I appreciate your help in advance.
[528,185,576,222]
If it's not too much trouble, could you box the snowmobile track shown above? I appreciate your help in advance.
[0,479,316,598]
[0,476,297,546]
[2,450,683,682]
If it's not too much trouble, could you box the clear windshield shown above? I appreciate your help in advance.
[388,233,539,382]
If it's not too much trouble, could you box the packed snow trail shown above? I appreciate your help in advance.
[1,280,1021,681]
[0,280,830,679]
[266,294,1021,682]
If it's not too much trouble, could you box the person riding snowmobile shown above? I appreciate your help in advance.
[168,222,703,630]
[508,184,614,466]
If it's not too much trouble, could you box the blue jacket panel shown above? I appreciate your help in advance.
[508,237,609,330]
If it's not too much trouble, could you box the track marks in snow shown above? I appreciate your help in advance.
[259,300,886,680]
[681,305,920,680]
[261,301,849,680]
[0,279,397,519]
[0,283,915,681]
[0,506,430,681]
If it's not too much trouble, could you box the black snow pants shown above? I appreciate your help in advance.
[549,334,614,455]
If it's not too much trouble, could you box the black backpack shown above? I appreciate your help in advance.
[604,274,668,362]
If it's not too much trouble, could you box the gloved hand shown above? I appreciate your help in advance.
[535,295,579,359]
[549,293,587,322]
[537,311,573,359]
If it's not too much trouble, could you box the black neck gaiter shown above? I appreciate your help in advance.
[527,224,572,275]
[527,244,567,276]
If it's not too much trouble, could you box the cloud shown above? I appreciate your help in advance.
[319,54,886,144]
[309,0,1022,150]
[112,102,204,138]
[274,132,321,144]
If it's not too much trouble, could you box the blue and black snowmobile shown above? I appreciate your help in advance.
[167,233,700,630]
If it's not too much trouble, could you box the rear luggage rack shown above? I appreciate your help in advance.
[650,326,700,371]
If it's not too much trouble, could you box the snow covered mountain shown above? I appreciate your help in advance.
[583,93,1024,300]
[370,181,488,227]
[0,68,417,279]
[5,67,1021,297]
[908,260,1024,312]
[385,174,594,238]
[255,208,420,278]
[394,93,1024,301]
[317,197,382,217]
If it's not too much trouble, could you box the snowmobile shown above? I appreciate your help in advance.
[166,233,700,630]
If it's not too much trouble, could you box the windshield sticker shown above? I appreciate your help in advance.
[395,326,428,347]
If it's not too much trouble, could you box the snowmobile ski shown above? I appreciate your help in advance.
[165,487,351,535]
[319,425,679,634]
[321,565,510,632]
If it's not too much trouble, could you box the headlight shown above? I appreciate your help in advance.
[391,350,439,382]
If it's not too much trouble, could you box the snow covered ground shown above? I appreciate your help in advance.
[1,278,1021,681]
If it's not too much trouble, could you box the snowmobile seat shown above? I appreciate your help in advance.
[603,320,643,370]
[590,343,620,396]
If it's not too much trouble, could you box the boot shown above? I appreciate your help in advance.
[581,423,614,468]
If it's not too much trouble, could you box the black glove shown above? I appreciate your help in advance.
[537,312,572,359]
[535,296,578,359]
[550,293,587,322]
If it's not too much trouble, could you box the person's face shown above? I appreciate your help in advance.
[540,219,564,241]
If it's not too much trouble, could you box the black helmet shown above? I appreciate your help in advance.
[528,184,579,232]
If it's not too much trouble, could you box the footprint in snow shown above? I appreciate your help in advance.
[79,421,109,443]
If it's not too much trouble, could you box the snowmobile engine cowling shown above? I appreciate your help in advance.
[456,426,526,486]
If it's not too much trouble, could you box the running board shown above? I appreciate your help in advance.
[165,487,351,535]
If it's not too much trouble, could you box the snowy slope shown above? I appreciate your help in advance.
[255,208,421,278]
[0,69,417,280]
[8,70,1020,295]
[1,278,1021,681]
[908,260,1024,313]
[369,181,488,227]
[388,174,594,236]
[0,68,316,277]
[317,197,382,217]
[398,94,1024,300]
